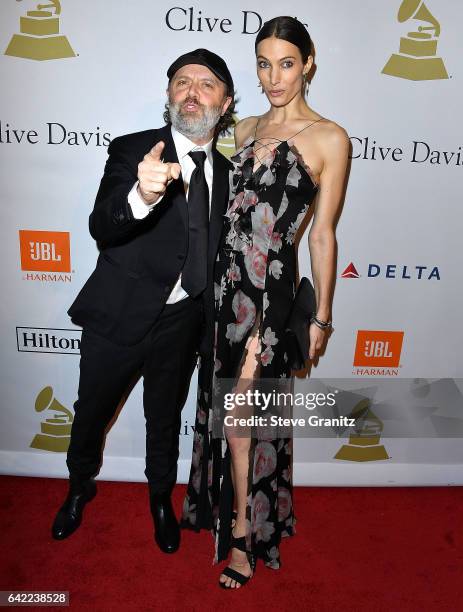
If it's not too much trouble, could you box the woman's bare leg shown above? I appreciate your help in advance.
[219,329,260,588]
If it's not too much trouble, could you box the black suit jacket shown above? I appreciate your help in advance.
[69,124,232,351]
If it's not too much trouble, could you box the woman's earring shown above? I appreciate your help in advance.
[303,72,310,95]
[257,81,264,94]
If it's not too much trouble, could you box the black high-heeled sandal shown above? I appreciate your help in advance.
[219,531,256,589]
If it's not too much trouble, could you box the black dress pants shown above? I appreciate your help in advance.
[66,296,203,494]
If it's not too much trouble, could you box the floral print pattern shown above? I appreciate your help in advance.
[181,136,319,569]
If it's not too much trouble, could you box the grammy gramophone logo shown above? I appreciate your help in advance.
[334,398,389,462]
[30,386,73,453]
[382,0,448,81]
[4,0,75,61]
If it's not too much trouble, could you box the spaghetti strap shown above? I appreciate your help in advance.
[286,117,325,141]
[253,117,325,148]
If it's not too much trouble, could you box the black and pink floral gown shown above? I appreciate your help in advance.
[181,128,320,569]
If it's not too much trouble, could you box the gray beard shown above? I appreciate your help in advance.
[169,99,222,140]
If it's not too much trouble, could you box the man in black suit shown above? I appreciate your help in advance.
[51,49,234,553]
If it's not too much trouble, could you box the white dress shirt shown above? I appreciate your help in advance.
[128,126,214,304]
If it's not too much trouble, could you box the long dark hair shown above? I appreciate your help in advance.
[255,16,313,63]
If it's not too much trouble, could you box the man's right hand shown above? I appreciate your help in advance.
[137,141,181,205]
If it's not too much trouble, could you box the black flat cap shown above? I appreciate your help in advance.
[167,48,234,93]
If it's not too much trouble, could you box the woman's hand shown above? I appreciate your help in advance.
[308,322,329,361]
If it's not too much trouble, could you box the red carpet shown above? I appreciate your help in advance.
[1,476,462,611]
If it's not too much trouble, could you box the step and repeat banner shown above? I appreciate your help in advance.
[1,0,462,485]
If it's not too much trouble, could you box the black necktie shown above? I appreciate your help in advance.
[181,150,209,298]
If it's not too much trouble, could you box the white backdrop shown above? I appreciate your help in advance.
[1,0,462,485]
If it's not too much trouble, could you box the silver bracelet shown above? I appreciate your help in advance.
[310,316,332,330]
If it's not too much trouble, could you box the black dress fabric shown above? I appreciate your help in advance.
[181,122,322,569]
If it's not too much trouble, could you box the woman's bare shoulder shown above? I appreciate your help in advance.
[313,118,350,148]
[234,116,260,148]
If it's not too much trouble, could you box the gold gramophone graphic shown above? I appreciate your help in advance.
[334,399,390,462]
[217,115,240,159]
[382,0,448,81]
[30,386,73,453]
[5,0,75,61]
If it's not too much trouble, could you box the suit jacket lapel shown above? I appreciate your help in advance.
[209,149,230,265]
[156,127,229,267]
[156,125,188,239]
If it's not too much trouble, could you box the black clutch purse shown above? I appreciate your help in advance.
[284,277,316,370]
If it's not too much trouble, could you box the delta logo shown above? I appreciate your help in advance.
[19,230,73,282]
[353,330,404,376]
[341,262,440,280]
[341,262,360,278]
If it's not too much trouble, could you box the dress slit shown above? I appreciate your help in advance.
[182,131,320,569]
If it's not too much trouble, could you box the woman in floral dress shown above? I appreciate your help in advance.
[182,16,350,588]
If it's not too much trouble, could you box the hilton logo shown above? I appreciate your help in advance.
[17,327,81,354]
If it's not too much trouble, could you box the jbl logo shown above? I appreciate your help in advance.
[354,331,404,367]
[19,230,70,272]
[29,242,62,262]
[364,341,392,358]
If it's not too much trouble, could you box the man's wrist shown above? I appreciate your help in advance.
[128,181,161,219]
[137,184,159,206]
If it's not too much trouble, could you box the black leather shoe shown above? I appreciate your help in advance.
[150,492,180,553]
[52,478,97,540]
